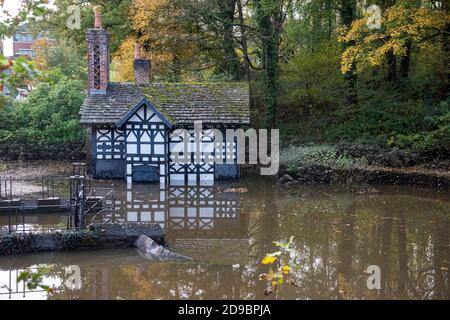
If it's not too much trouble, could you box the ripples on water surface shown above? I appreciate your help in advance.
[0,177,449,300]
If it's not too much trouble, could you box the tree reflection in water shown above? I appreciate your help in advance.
[0,182,449,300]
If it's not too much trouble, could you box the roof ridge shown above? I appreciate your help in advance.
[80,81,250,125]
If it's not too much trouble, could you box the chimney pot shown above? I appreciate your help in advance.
[134,46,151,85]
[94,8,102,29]
[134,43,142,60]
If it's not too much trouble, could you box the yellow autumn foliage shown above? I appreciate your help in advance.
[124,0,199,79]
[112,37,136,82]
[261,255,277,265]
[339,4,450,74]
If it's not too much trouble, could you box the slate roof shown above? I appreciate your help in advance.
[79,82,250,126]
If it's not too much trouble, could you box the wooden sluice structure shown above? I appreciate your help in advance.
[0,163,116,233]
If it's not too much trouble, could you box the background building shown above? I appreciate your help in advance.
[12,25,43,58]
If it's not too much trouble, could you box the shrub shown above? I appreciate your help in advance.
[280,145,360,172]
[387,100,450,152]
[0,77,86,146]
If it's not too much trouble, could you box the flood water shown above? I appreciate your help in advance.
[0,177,449,300]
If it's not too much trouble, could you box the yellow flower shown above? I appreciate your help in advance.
[261,255,277,265]
[281,266,291,275]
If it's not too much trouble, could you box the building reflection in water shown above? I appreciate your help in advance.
[2,184,448,300]
[95,183,249,245]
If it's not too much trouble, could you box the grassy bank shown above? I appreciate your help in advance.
[278,144,450,189]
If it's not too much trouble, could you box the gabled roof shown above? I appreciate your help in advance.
[116,97,173,129]
[79,82,250,126]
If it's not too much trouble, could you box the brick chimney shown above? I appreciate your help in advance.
[87,8,110,95]
[133,43,151,85]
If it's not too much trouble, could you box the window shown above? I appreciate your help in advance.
[16,49,34,57]
[14,32,34,42]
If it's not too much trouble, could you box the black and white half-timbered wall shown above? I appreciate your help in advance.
[80,12,249,187]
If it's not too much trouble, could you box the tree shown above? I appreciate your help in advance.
[253,0,291,128]
[382,0,398,82]
[0,0,47,107]
[37,0,133,56]
[0,56,39,105]
[339,0,358,106]
[130,0,200,81]
[442,0,450,98]
[340,2,450,83]
[33,38,87,81]
[2,78,86,144]
[0,0,48,38]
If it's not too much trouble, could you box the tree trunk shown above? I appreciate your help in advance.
[326,0,334,39]
[237,0,250,82]
[442,0,450,99]
[254,0,281,129]
[400,40,411,78]
[383,0,397,82]
[219,0,240,80]
[341,0,358,106]
[172,55,181,82]
[386,49,397,81]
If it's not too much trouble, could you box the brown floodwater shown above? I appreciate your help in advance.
[0,176,449,300]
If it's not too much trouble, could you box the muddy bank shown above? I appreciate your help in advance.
[335,143,450,168]
[277,165,450,189]
[2,159,450,191]
[274,143,450,189]
[0,160,74,179]
[0,161,75,196]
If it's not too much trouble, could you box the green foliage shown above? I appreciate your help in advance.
[0,56,40,101]
[280,40,344,109]
[36,40,88,81]
[0,78,85,145]
[2,0,449,159]
[17,265,54,294]
[38,0,133,55]
[280,145,360,172]
[387,100,450,151]
[0,0,48,37]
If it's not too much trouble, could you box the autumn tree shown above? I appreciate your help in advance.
[129,0,200,81]
[340,2,450,87]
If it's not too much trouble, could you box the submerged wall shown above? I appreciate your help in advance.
[0,141,85,161]
[0,223,164,256]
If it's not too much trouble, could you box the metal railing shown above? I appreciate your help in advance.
[85,188,117,224]
[1,163,118,234]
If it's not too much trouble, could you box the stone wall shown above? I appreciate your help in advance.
[0,223,164,256]
[0,141,85,161]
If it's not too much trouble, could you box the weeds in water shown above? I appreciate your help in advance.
[259,236,301,296]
